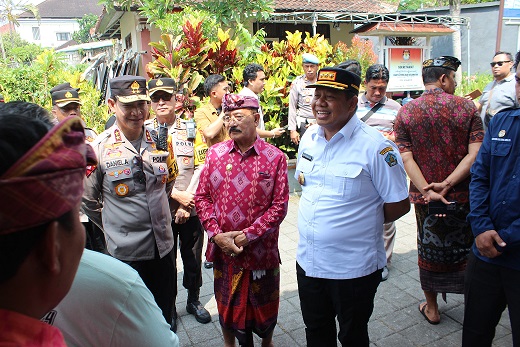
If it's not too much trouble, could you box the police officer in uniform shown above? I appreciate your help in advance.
[50,82,104,252]
[82,76,177,330]
[288,53,320,145]
[50,82,98,142]
[146,77,211,330]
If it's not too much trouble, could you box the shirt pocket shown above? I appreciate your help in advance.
[105,165,135,198]
[491,141,512,157]
[296,159,314,175]
[332,164,363,200]
[257,174,275,197]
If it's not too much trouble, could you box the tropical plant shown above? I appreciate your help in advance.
[0,32,43,64]
[456,72,493,98]
[0,0,39,59]
[99,0,273,32]
[72,14,99,44]
[0,49,108,133]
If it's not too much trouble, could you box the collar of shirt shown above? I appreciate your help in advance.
[498,73,515,84]
[228,135,263,156]
[314,114,360,143]
[361,93,387,106]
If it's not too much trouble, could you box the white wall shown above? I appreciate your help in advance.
[17,18,79,48]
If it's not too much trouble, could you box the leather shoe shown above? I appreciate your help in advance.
[381,266,389,281]
[204,261,213,269]
[186,301,211,324]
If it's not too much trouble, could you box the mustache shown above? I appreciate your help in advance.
[229,127,242,133]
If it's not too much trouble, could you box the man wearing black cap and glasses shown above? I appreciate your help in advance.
[295,67,410,346]
[146,77,211,330]
[82,75,177,331]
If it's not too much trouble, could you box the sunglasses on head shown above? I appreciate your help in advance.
[490,61,511,67]
[150,93,174,103]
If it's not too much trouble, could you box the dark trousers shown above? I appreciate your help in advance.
[297,262,381,347]
[172,215,204,293]
[83,220,106,253]
[125,249,176,326]
[462,252,520,347]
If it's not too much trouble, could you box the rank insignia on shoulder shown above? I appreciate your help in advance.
[384,152,398,167]
[115,183,129,196]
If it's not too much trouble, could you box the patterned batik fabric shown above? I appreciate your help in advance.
[213,261,280,344]
[394,88,484,205]
[415,203,473,276]
[195,138,289,270]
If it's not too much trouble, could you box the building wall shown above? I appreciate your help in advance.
[418,2,518,74]
[17,19,79,48]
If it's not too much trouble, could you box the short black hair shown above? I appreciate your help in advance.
[365,64,389,83]
[0,102,54,174]
[515,50,520,70]
[335,60,362,77]
[494,51,513,62]
[0,102,73,284]
[243,63,264,87]
[422,66,453,84]
[203,74,226,96]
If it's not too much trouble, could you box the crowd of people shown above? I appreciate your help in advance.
[0,50,519,347]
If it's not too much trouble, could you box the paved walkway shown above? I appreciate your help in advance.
[174,194,513,346]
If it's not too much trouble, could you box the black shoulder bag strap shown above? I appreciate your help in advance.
[361,103,384,123]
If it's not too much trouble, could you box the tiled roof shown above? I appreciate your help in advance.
[19,0,103,19]
[274,0,398,13]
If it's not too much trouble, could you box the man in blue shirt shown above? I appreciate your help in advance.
[464,50,520,347]
[295,67,410,346]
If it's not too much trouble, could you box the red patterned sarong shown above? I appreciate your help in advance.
[213,261,280,344]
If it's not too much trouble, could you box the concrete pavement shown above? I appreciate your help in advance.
[174,194,513,346]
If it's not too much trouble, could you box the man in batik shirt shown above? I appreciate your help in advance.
[195,93,289,347]
[395,56,484,325]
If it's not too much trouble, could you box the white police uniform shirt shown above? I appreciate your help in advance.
[82,124,174,261]
[295,117,409,279]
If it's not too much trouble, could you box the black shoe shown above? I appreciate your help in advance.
[204,261,213,269]
[186,301,211,324]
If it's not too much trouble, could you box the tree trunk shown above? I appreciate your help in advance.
[450,0,462,84]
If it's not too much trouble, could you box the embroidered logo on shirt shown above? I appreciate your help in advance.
[379,146,394,155]
[384,152,398,167]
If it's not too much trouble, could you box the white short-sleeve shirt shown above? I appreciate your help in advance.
[295,117,409,279]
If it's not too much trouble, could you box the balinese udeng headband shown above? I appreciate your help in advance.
[222,93,259,113]
[0,116,97,235]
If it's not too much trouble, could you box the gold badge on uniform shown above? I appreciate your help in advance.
[226,164,232,171]
[115,183,129,196]
[114,129,122,142]
[298,172,305,185]
[498,130,506,138]
[65,91,73,98]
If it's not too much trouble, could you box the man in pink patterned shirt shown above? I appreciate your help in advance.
[195,93,289,347]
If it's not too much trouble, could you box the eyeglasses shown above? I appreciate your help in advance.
[150,93,173,103]
[490,61,511,67]
[133,156,145,185]
[223,113,254,123]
